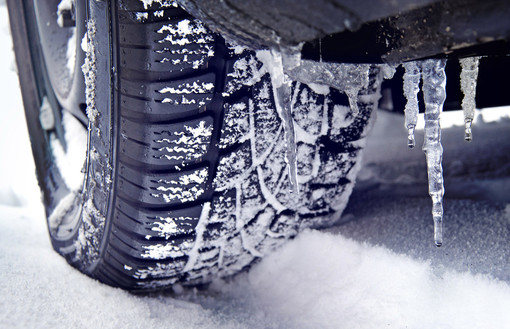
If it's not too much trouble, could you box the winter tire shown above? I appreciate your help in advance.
[8,0,382,290]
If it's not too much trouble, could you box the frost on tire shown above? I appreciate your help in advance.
[165,47,383,287]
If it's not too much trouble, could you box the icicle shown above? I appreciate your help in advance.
[319,38,323,63]
[459,56,481,142]
[403,61,421,148]
[345,90,360,117]
[406,126,416,148]
[381,63,397,80]
[421,58,447,247]
[269,46,302,195]
[281,60,370,105]
[344,65,370,117]
[464,119,473,142]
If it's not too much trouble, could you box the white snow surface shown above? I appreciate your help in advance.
[2,3,510,328]
[50,111,87,191]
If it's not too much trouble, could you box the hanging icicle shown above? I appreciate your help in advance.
[459,56,481,142]
[268,46,302,195]
[344,65,370,117]
[403,61,421,148]
[420,58,447,247]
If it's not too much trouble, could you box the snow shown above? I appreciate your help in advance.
[2,3,510,328]
[154,120,213,161]
[140,0,178,10]
[82,19,98,126]
[156,19,214,46]
[50,111,87,191]
[0,1,39,208]
[135,12,148,22]
[158,82,214,94]
[56,0,73,27]
[150,215,188,239]
[65,27,77,76]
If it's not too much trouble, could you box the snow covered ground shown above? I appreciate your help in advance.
[2,2,510,328]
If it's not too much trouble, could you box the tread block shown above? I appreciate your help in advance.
[219,97,250,149]
[292,83,327,136]
[118,0,181,12]
[105,247,187,281]
[120,94,201,119]
[118,164,210,206]
[114,198,201,240]
[118,16,215,50]
[224,52,263,96]
[213,144,252,190]
[120,44,215,72]
[120,72,215,106]
[111,226,195,260]
[119,116,214,166]
[251,78,282,158]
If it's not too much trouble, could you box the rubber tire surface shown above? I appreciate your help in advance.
[17,0,381,291]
